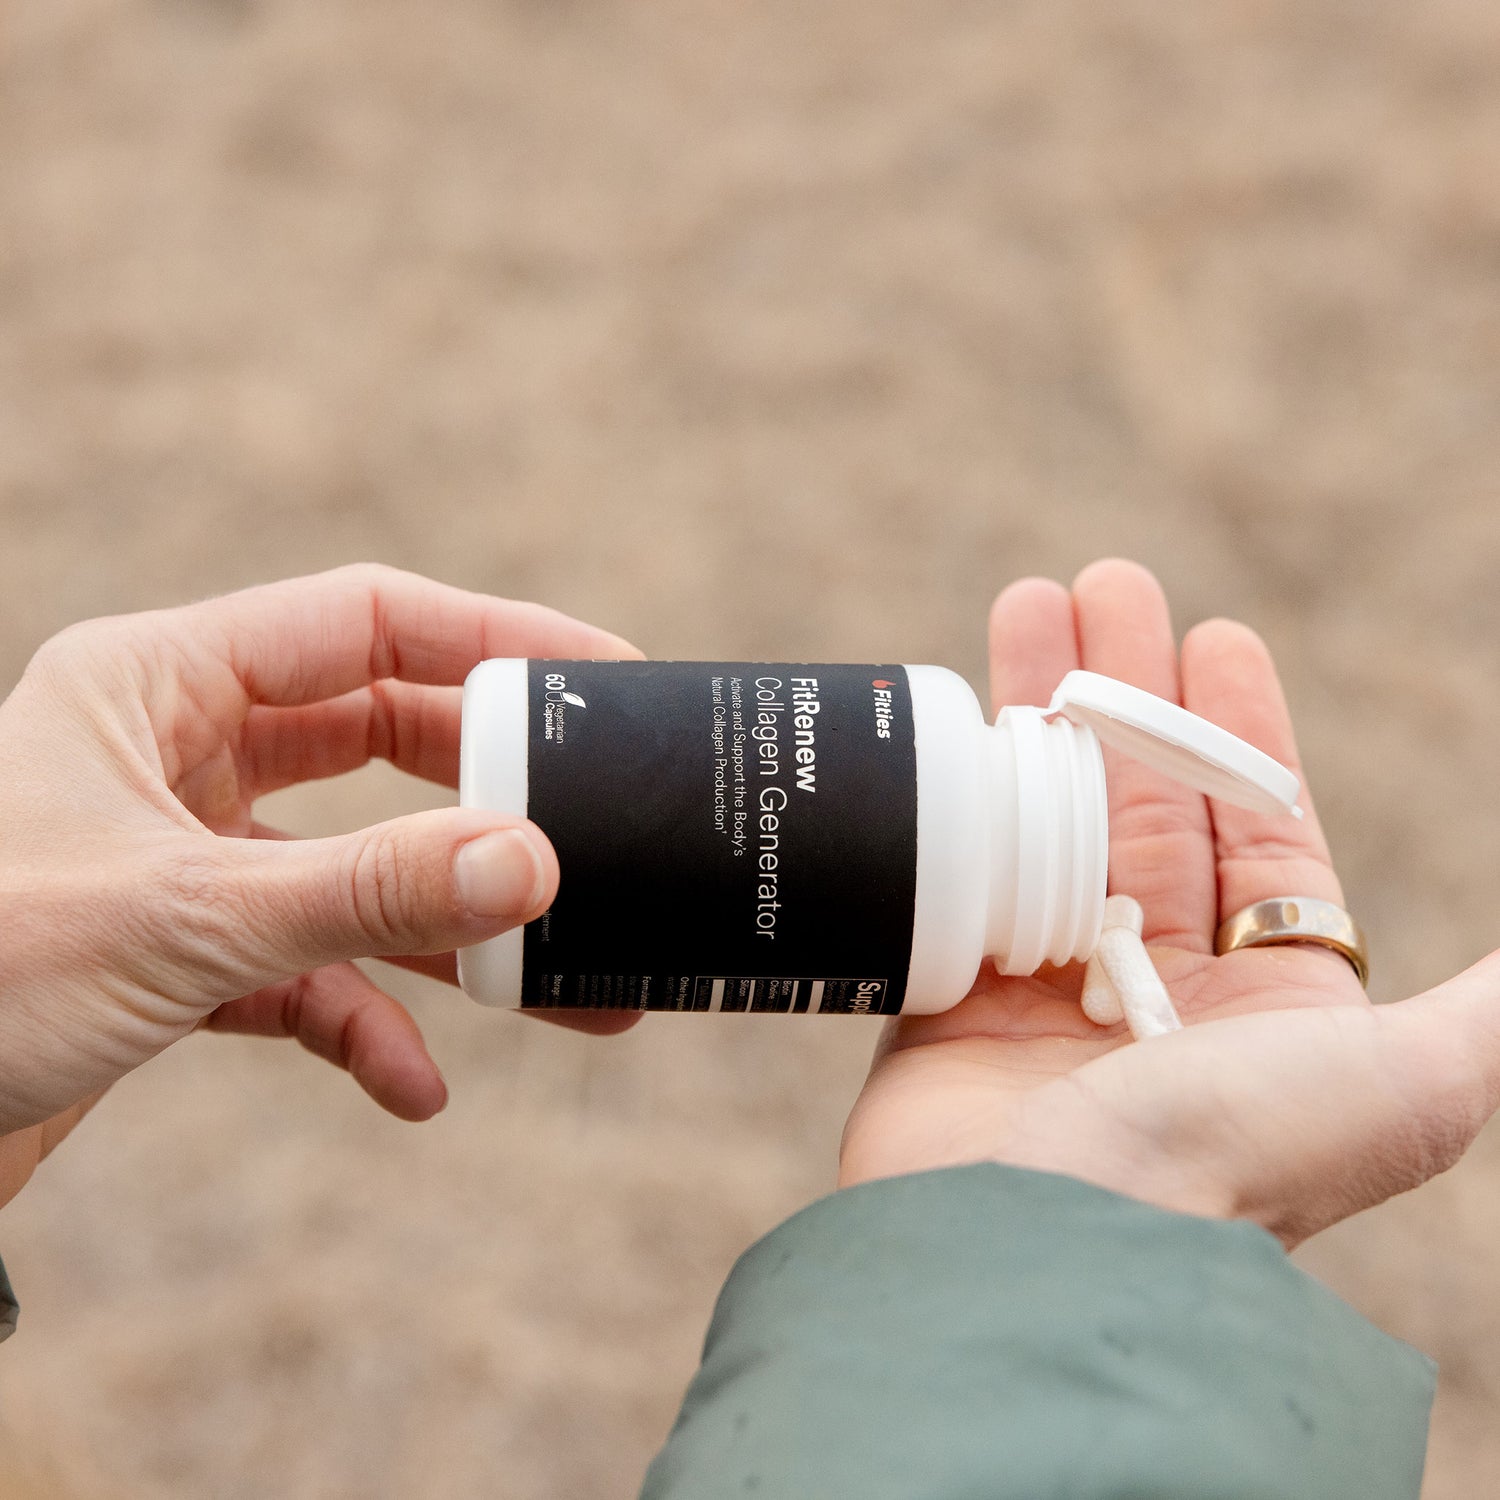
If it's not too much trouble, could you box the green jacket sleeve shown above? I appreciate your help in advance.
[640,1164,1434,1500]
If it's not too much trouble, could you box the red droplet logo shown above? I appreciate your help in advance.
[872,679,893,689]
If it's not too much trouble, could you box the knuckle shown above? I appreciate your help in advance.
[348,829,411,949]
[161,851,245,951]
[289,973,357,1071]
[1107,816,1206,870]
[25,620,109,680]
[325,562,406,681]
[1105,773,1208,839]
[365,678,401,762]
[1221,833,1320,865]
[116,846,261,995]
[331,560,404,595]
[23,619,163,724]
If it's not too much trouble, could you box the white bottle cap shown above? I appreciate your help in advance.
[1044,670,1302,818]
[987,674,1301,976]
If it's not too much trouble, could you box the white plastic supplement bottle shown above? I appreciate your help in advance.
[457,660,1299,1016]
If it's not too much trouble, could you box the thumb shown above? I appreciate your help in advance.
[1262,955,1500,1240]
[1254,949,1500,1244]
[1389,948,1500,1157]
[234,810,558,976]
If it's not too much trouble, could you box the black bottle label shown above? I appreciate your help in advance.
[520,662,919,1013]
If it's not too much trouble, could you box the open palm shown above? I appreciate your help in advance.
[842,561,1500,1248]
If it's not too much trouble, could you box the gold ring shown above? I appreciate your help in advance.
[1214,897,1369,988]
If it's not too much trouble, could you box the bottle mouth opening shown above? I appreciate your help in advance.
[986,708,1107,974]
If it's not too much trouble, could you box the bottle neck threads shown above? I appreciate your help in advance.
[984,708,1108,975]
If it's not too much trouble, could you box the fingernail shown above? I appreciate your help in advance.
[455,829,547,918]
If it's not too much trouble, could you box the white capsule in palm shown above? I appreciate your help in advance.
[1080,894,1143,1026]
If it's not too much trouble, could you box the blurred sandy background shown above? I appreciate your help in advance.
[3,0,1500,1494]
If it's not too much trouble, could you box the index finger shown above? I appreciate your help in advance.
[196,564,642,706]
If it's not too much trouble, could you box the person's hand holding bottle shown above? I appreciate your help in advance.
[0,565,640,1207]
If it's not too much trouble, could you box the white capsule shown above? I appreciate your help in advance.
[1103,894,1145,936]
[1081,955,1125,1026]
[1094,925,1182,1041]
[1080,895,1145,1027]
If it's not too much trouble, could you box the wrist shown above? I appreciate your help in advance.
[990,1141,1241,1229]
[840,1133,1240,1231]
